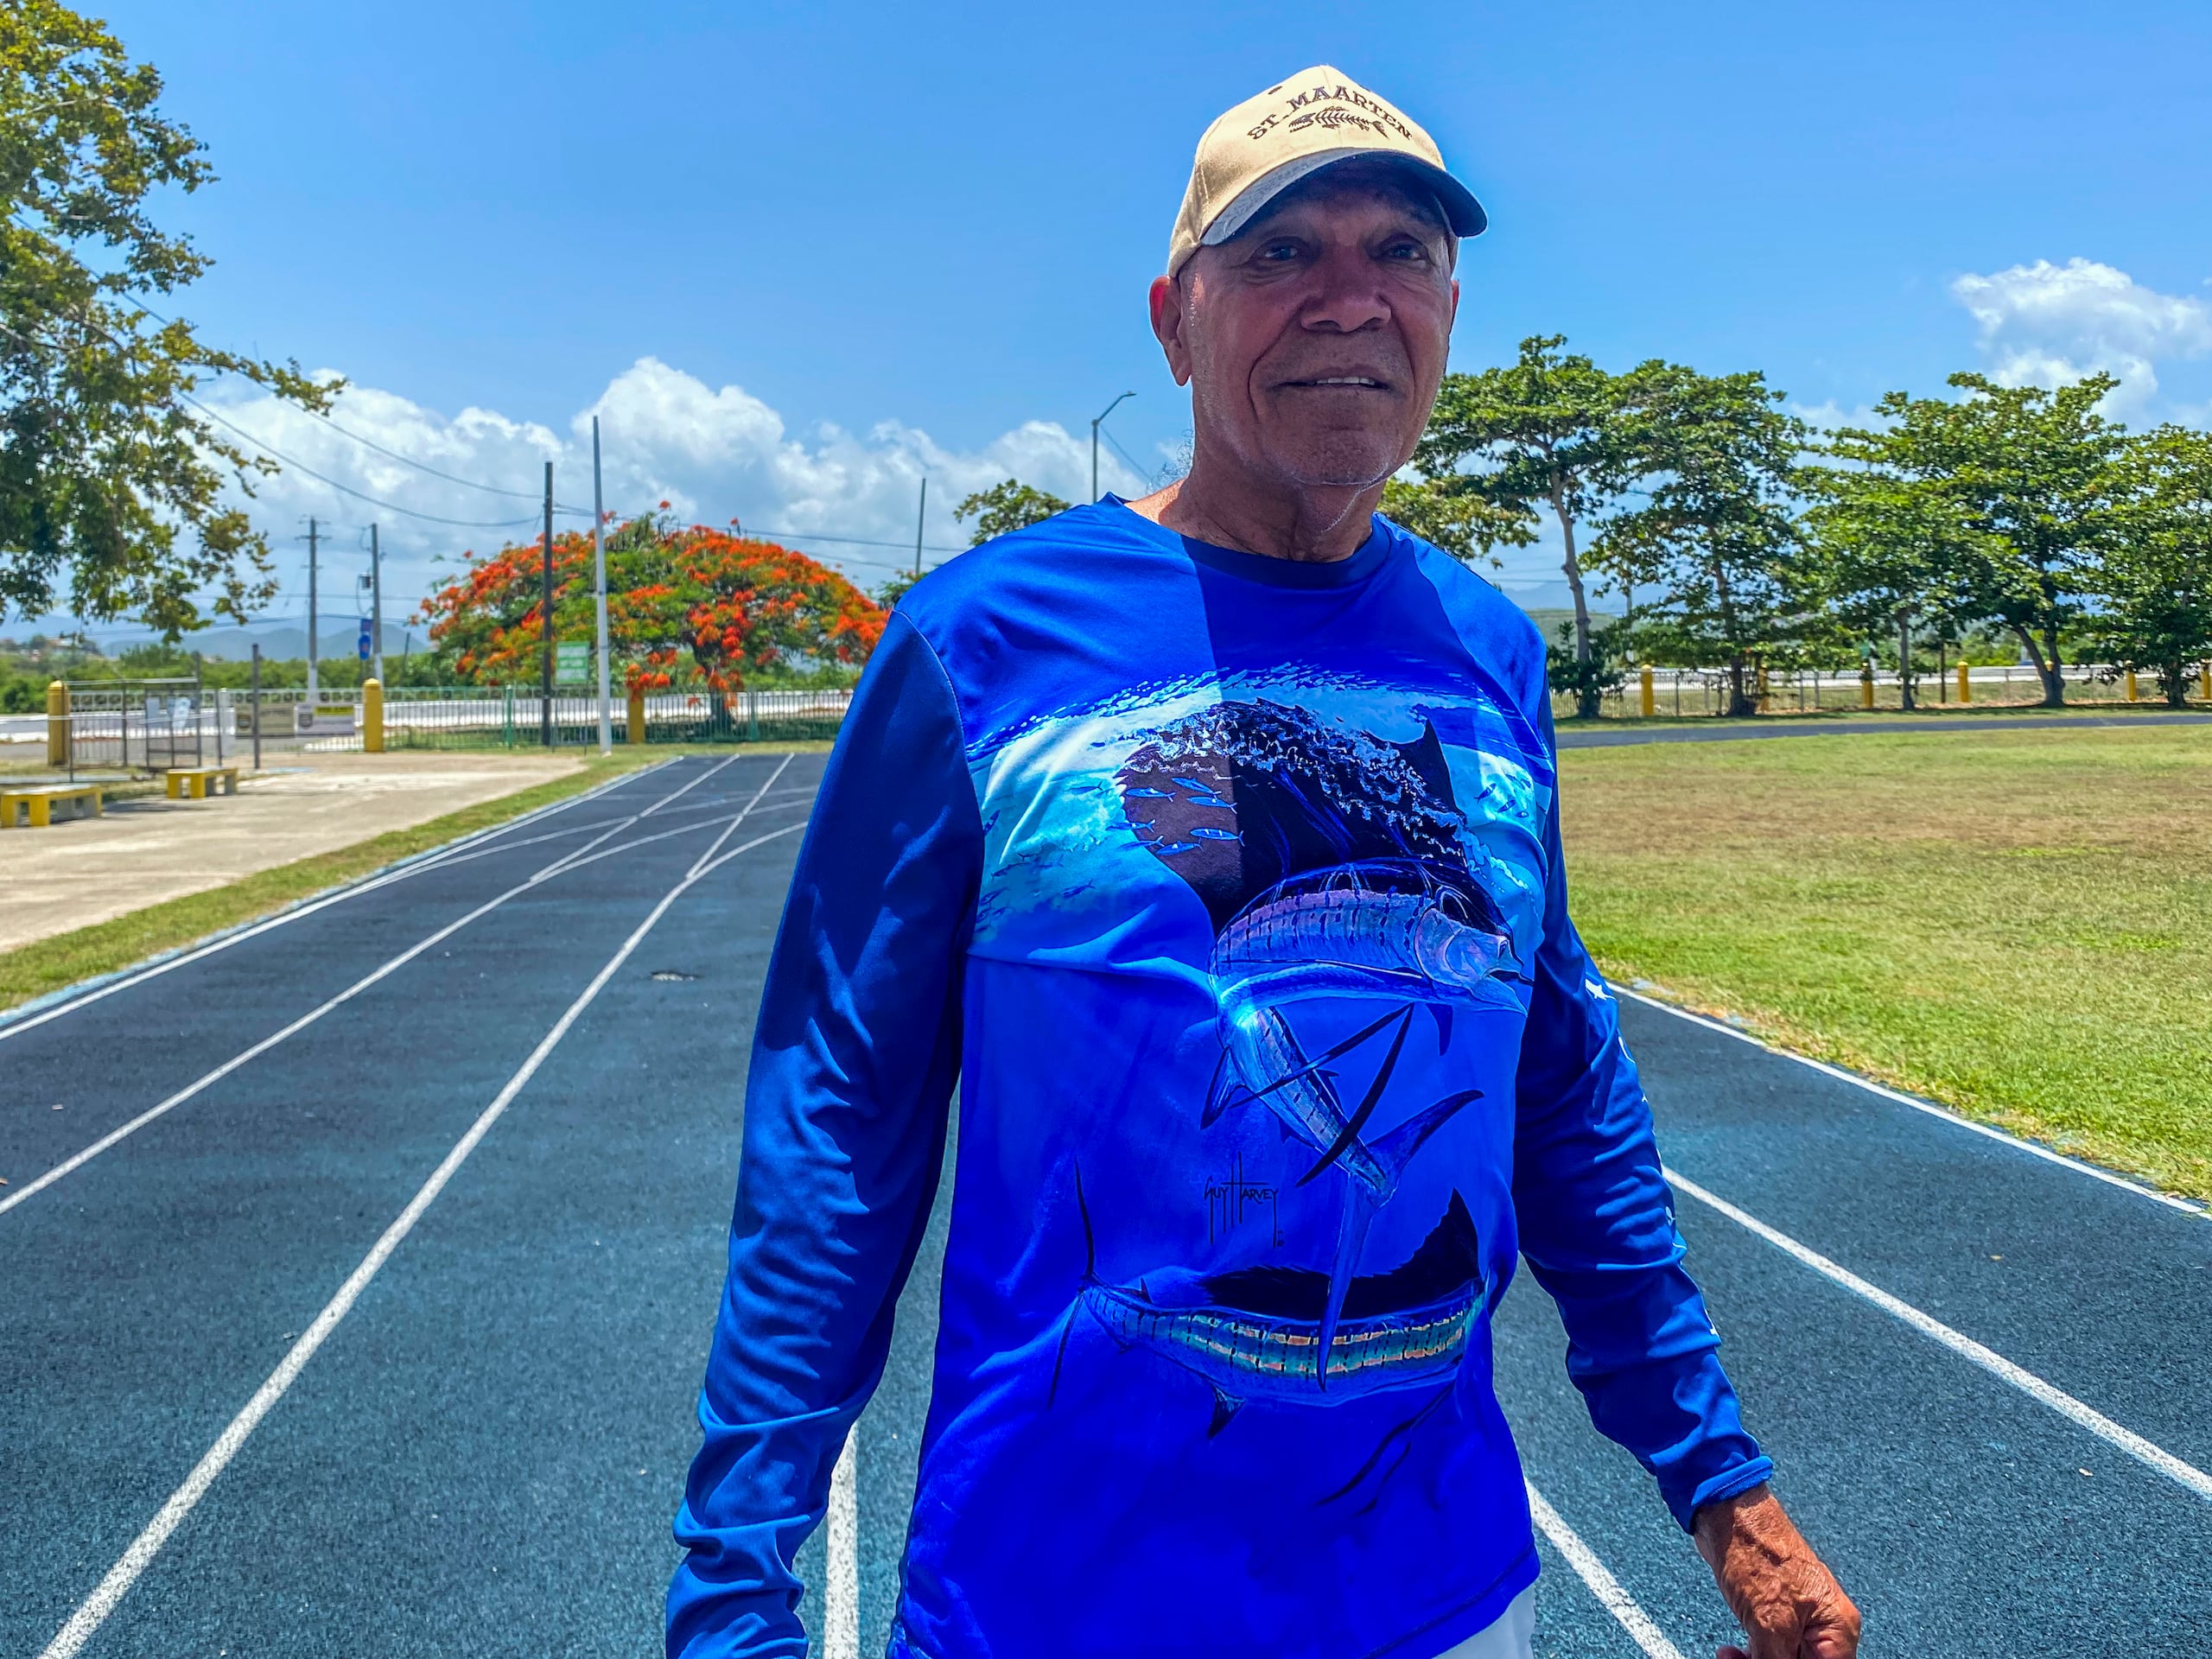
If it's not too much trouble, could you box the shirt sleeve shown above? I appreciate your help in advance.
[667,611,981,1658]
[1509,703,1772,1533]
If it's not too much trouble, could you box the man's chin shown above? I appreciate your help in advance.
[1267,444,1403,493]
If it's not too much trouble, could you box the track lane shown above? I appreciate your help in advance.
[26,760,820,1657]
[1494,1185,2212,1657]
[0,764,696,1189]
[11,745,2206,1657]
[0,760,676,1051]
[0,764,815,1213]
[1615,996,2212,1478]
[0,757,804,1651]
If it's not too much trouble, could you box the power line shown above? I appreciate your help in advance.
[198,398,968,563]
[741,524,968,557]
[122,293,600,515]
[1100,428,1160,489]
[304,408,588,508]
[183,394,547,529]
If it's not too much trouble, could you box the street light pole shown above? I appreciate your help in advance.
[592,417,611,756]
[369,522,384,683]
[306,516,320,702]
[540,461,554,748]
[1091,391,1135,503]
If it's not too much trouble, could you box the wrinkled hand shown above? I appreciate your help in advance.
[1693,1485,1861,1659]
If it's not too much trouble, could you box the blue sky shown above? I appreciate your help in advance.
[44,0,2212,635]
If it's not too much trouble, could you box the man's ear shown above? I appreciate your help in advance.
[1149,274,1194,388]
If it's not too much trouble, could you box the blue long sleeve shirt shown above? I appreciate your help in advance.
[669,502,1770,1659]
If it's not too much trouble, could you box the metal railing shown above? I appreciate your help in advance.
[229,684,855,753]
[1551,662,2210,722]
[61,681,231,777]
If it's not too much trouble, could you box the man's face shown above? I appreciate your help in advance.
[1153,162,1459,493]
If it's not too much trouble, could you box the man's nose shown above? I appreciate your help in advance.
[1297,245,1392,334]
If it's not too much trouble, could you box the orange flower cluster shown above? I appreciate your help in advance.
[416,515,887,690]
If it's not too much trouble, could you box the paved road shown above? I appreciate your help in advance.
[1556,710,2212,747]
[5,751,2207,1657]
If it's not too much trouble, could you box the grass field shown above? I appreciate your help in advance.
[1558,727,2212,1204]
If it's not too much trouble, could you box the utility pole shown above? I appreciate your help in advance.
[913,476,927,577]
[369,523,384,682]
[1091,391,1135,503]
[540,461,555,748]
[306,516,320,701]
[592,417,611,755]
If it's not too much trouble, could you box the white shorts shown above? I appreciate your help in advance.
[1430,1585,1535,1659]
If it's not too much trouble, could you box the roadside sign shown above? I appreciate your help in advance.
[358,618,372,662]
[234,702,292,739]
[296,704,357,737]
[556,642,591,684]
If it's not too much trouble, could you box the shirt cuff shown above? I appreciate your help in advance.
[1680,1456,1777,1532]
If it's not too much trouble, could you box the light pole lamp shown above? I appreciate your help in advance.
[1091,391,1135,503]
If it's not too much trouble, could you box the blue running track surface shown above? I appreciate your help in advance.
[3,753,2205,1657]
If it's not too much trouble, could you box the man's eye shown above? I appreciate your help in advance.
[1259,241,1302,262]
[1382,241,1429,262]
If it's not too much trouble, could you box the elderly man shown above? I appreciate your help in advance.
[671,67,1860,1659]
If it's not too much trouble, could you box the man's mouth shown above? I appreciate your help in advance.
[1287,375,1390,390]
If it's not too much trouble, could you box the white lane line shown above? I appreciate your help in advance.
[0,758,769,1219]
[1619,988,2206,1220]
[690,756,791,878]
[35,804,810,1659]
[825,1432,861,1659]
[1524,1481,1688,1659]
[455,782,815,867]
[1666,1166,2212,1504]
[323,753,782,883]
[0,760,673,1047]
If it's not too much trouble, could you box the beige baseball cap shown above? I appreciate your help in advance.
[1167,67,1486,276]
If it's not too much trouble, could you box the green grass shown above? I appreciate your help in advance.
[1558,728,2212,1204]
[0,747,685,1018]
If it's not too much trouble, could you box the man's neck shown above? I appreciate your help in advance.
[1126,456,1383,563]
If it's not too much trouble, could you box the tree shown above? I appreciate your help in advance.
[418,513,886,691]
[1,3,330,636]
[1376,477,1535,567]
[1590,365,1811,718]
[1543,614,1630,711]
[2086,426,2212,706]
[872,569,920,610]
[1827,374,2128,707]
[1802,434,1990,710]
[1412,335,1630,715]
[954,479,1070,545]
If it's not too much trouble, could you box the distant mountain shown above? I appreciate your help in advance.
[86,581,1609,658]
[1491,578,1626,616]
[102,622,423,663]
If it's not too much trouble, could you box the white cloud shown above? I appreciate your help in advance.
[195,357,1146,625]
[1787,398,1885,435]
[1950,257,2212,414]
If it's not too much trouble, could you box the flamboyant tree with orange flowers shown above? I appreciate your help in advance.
[417,511,886,690]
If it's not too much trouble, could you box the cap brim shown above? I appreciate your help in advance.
[1200,148,1488,247]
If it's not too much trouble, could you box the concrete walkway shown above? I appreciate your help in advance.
[0,750,581,952]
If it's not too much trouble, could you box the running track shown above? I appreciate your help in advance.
[3,753,2206,1657]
